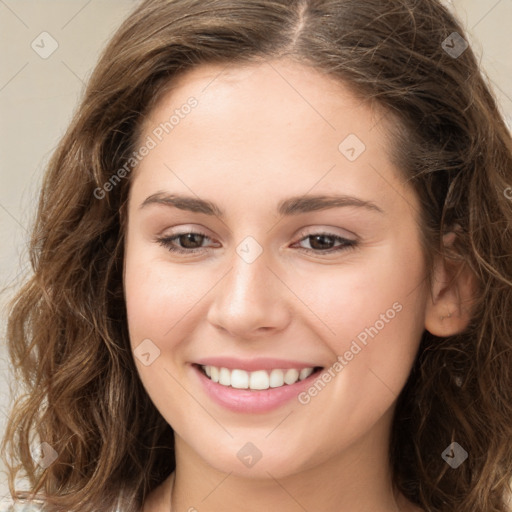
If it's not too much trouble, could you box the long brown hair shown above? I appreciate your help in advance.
[2,1,512,511]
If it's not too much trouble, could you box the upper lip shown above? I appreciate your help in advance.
[193,357,323,372]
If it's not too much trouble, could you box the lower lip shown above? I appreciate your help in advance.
[192,364,323,413]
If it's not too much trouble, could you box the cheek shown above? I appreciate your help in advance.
[123,239,201,424]
[308,235,425,360]
[308,241,427,419]
[310,236,426,337]
[123,238,203,348]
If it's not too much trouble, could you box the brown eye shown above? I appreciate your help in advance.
[176,233,206,249]
[156,231,213,254]
[155,230,358,256]
[294,231,358,254]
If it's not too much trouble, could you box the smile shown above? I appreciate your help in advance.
[199,364,323,390]
[192,362,325,413]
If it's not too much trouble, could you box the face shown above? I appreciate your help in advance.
[123,58,429,479]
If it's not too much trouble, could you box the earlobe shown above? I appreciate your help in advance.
[424,230,478,337]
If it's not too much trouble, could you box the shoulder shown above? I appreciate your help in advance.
[0,501,45,512]
[0,498,125,512]
[0,502,125,512]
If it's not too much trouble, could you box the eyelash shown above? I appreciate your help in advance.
[155,229,358,256]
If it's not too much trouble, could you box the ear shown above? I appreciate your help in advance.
[424,229,478,337]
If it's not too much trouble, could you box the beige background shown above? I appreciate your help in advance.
[1,0,511,501]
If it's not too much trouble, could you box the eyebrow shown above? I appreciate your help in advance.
[139,191,384,217]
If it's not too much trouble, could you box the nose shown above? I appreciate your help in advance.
[206,248,291,339]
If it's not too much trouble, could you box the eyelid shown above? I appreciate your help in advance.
[296,226,358,242]
[155,226,359,256]
[157,225,357,244]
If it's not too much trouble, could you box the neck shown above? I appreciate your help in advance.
[160,410,419,512]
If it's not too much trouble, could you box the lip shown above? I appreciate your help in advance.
[191,363,324,413]
[193,356,322,372]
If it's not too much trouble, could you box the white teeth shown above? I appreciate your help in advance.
[219,367,231,386]
[201,365,318,390]
[284,368,299,384]
[250,370,270,390]
[231,369,249,389]
[299,367,314,380]
[269,368,284,388]
[210,366,219,382]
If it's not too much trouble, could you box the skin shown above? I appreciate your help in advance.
[123,58,475,512]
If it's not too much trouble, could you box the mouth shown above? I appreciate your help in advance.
[193,363,324,391]
[190,355,328,413]
[192,362,325,413]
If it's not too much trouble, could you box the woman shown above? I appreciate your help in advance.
[2,0,512,511]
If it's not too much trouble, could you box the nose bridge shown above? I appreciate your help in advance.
[206,238,289,335]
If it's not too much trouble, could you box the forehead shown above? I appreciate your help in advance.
[130,59,417,224]
[142,59,383,138]
[136,59,390,172]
